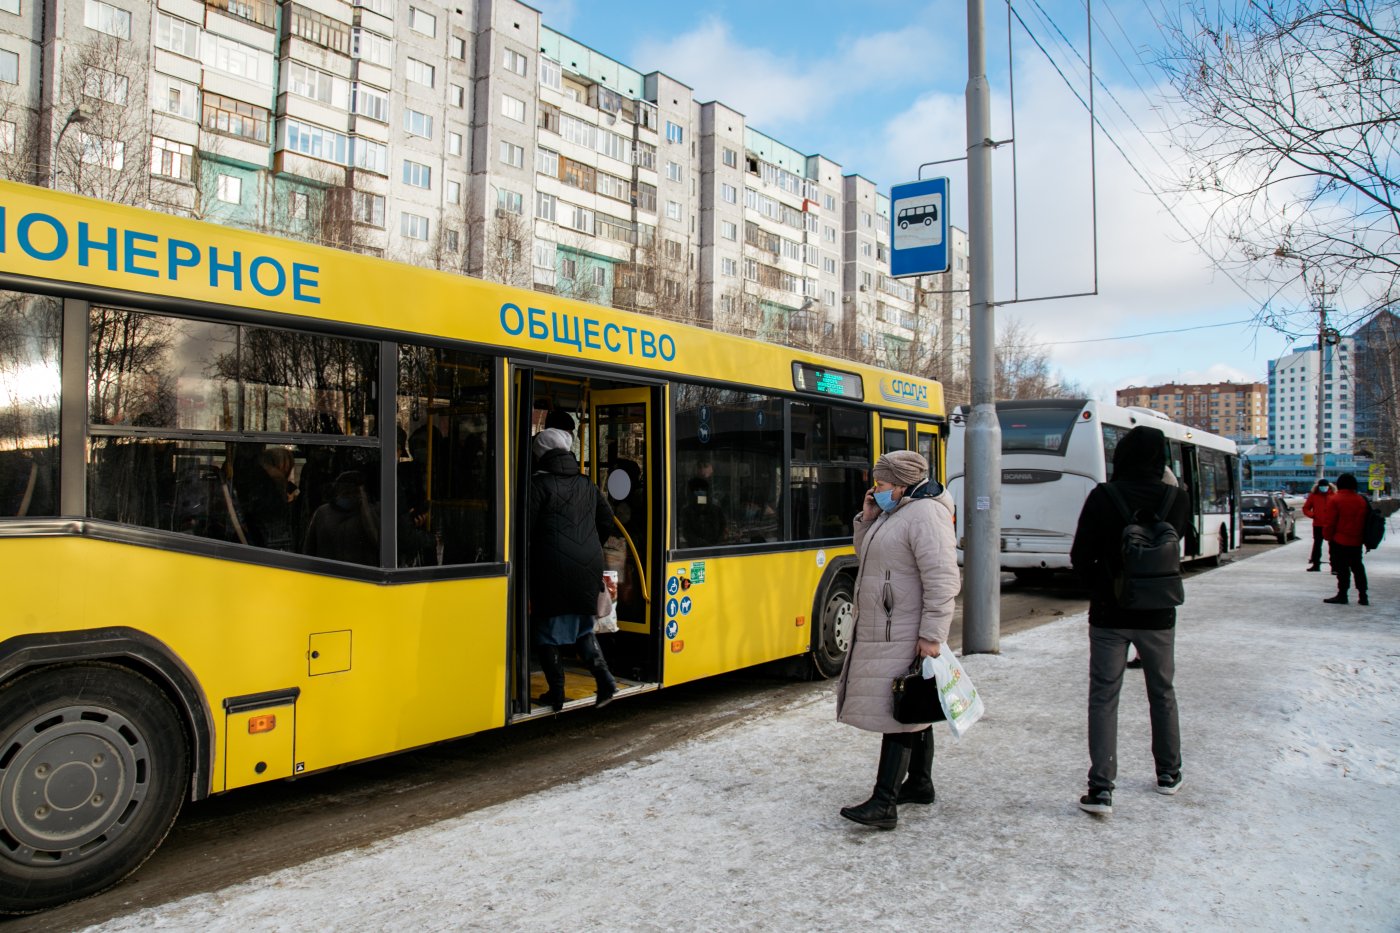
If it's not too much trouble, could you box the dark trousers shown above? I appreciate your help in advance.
[1088,625,1180,790]
[1309,527,1327,567]
[1331,544,1367,597]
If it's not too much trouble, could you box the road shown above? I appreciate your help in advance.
[14,538,1280,931]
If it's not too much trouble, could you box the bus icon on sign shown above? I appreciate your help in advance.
[892,193,943,251]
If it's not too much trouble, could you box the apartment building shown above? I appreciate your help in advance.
[0,0,968,377]
[1266,340,1356,455]
[1116,381,1268,444]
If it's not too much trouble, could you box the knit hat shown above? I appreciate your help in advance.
[871,450,929,486]
[532,427,572,459]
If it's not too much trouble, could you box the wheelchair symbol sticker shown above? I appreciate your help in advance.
[667,576,680,596]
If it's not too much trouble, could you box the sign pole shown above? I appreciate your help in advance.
[962,0,1000,654]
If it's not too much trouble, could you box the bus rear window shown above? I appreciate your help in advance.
[998,408,1079,454]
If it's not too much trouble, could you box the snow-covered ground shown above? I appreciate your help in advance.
[83,527,1399,932]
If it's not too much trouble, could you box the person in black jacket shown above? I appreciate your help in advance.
[1070,425,1191,815]
[529,427,617,712]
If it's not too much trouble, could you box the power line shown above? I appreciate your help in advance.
[1038,317,1256,346]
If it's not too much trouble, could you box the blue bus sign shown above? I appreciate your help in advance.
[890,177,950,278]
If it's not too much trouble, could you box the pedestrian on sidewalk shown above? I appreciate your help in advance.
[1070,425,1190,815]
[1322,473,1369,606]
[836,450,959,831]
[1302,479,1335,571]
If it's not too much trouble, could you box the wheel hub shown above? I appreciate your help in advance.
[0,707,146,865]
[827,596,855,653]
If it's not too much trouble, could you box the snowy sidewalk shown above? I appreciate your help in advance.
[84,535,1399,933]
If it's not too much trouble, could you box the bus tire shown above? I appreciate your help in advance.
[0,663,189,915]
[812,575,856,679]
[1204,528,1228,567]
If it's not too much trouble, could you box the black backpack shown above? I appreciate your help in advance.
[1363,498,1386,551]
[1102,484,1185,610]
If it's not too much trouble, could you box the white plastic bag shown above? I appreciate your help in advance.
[923,650,985,739]
[595,571,619,634]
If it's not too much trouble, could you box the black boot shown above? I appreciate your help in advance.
[577,632,617,708]
[897,728,936,805]
[1358,591,1369,606]
[1323,593,1348,604]
[841,734,912,830]
[536,645,566,712]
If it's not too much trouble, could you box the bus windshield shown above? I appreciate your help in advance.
[997,407,1080,455]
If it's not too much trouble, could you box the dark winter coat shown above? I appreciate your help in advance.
[1070,425,1191,630]
[836,480,960,734]
[1325,489,1368,547]
[529,448,615,619]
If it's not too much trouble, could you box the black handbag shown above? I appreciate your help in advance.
[892,659,946,724]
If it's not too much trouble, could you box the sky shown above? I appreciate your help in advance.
[524,0,1345,400]
[74,528,1399,930]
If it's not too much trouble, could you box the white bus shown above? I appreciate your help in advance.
[947,399,1239,579]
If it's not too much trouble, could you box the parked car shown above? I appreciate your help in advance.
[1241,492,1298,543]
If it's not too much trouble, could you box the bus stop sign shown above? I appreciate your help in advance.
[890,177,950,278]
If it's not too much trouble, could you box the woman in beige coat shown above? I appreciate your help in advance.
[836,449,960,829]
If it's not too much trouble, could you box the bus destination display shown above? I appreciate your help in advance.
[792,362,863,400]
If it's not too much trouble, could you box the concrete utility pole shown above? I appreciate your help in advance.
[962,0,1000,654]
[1313,277,1338,483]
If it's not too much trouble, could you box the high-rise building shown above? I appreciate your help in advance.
[0,0,971,378]
[1115,381,1267,443]
[1266,339,1356,455]
[1351,308,1399,467]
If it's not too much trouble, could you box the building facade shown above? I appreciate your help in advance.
[1115,381,1268,444]
[1266,339,1356,456]
[1351,308,1398,470]
[0,0,971,379]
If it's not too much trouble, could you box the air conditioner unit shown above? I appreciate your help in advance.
[842,295,853,303]
[859,284,868,292]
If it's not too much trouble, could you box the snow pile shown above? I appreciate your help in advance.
[81,534,1399,933]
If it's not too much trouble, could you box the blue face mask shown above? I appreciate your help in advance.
[873,489,898,512]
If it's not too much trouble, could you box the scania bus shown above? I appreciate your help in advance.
[0,181,947,912]
[946,399,1239,578]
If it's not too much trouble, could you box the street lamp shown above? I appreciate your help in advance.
[50,105,89,189]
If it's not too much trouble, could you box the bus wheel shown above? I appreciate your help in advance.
[0,664,189,915]
[1204,528,1228,567]
[812,576,856,679]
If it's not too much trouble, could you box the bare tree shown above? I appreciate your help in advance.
[1156,1,1399,324]
[941,317,1084,402]
[0,87,41,185]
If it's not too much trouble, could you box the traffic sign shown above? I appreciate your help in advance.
[890,177,950,278]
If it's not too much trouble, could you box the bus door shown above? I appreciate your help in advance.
[590,388,657,672]
[915,423,941,482]
[880,417,910,453]
[1174,440,1204,556]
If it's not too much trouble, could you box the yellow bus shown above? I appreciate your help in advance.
[0,181,946,912]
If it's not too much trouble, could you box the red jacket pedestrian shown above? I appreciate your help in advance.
[1326,486,1369,547]
[1302,483,1336,535]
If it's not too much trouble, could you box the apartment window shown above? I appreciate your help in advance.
[635,182,656,212]
[560,157,595,192]
[665,200,681,221]
[446,179,460,204]
[83,68,128,105]
[536,147,558,176]
[289,3,351,54]
[447,131,462,156]
[289,191,309,220]
[450,83,465,108]
[445,229,459,251]
[634,140,656,171]
[216,174,242,204]
[721,183,737,204]
[721,258,737,277]
[497,189,523,214]
[203,33,274,84]
[562,204,592,233]
[560,258,577,281]
[203,92,270,143]
[448,35,466,60]
[408,6,435,36]
[403,108,434,138]
[78,132,123,170]
[539,57,561,90]
[401,212,429,240]
[823,225,836,243]
[152,73,198,120]
[85,0,130,39]
[722,147,737,168]
[824,194,835,211]
[661,161,682,183]
[823,257,837,274]
[536,191,556,221]
[0,49,14,85]
[283,119,348,165]
[351,137,387,173]
[499,141,524,169]
[503,47,527,76]
[352,28,393,67]
[155,12,199,57]
[402,159,431,189]
[721,220,737,241]
[288,62,349,109]
[665,121,683,144]
[0,120,14,153]
[353,190,384,227]
[354,0,392,12]
[596,171,630,203]
[501,95,526,122]
[149,136,194,181]
[406,58,435,88]
[351,83,388,122]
